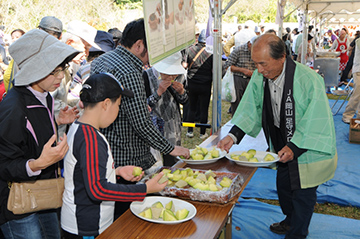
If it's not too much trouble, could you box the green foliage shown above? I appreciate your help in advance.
[115,0,143,9]
[221,0,296,24]
[284,3,298,22]
[115,0,141,3]
[0,0,140,33]
[237,13,269,24]
[0,0,299,34]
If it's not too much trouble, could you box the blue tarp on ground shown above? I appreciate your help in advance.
[240,100,360,207]
[232,198,360,239]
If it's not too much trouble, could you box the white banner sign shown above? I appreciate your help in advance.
[297,9,305,32]
[143,0,196,65]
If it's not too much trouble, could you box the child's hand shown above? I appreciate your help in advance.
[145,172,167,194]
[116,166,144,182]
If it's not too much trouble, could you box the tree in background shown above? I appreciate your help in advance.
[194,0,296,24]
[0,0,296,34]
[115,0,142,9]
[0,0,142,33]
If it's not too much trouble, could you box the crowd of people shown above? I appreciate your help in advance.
[0,16,190,239]
[0,14,357,239]
[222,23,360,124]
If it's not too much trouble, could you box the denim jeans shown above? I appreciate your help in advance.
[0,211,60,239]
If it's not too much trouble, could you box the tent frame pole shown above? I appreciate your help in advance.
[211,0,222,134]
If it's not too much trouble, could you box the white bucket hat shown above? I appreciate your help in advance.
[67,20,100,50]
[9,29,80,86]
[153,52,186,75]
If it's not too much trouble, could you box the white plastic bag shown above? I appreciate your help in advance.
[145,147,163,175]
[221,67,236,102]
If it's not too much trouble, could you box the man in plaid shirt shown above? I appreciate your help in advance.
[91,19,190,218]
[91,18,189,168]
[224,36,257,116]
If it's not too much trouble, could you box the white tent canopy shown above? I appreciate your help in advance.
[324,12,360,22]
[289,0,360,15]
[288,0,360,23]
[278,0,360,64]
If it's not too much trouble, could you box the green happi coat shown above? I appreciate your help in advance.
[231,61,337,189]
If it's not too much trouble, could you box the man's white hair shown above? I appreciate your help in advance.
[61,32,82,44]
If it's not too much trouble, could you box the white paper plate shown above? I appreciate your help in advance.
[226,151,279,167]
[130,196,197,224]
[177,148,227,165]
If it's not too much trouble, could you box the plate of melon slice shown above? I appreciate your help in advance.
[177,146,227,165]
[130,196,197,224]
[226,149,279,167]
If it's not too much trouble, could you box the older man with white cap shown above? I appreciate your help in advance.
[224,35,257,115]
[234,22,256,48]
[51,20,100,136]
[0,29,79,239]
[66,20,100,57]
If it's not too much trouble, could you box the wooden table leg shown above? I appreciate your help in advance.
[225,212,232,239]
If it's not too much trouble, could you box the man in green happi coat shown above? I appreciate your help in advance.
[218,34,337,239]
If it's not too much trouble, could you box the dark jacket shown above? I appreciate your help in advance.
[0,86,58,224]
[186,42,213,85]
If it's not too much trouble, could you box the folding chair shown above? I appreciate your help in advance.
[330,78,354,115]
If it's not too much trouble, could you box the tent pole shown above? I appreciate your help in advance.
[221,0,238,15]
[277,0,285,38]
[319,16,323,49]
[284,3,303,19]
[211,0,222,134]
[313,14,318,57]
[301,3,309,65]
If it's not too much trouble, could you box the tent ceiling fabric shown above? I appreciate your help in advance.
[288,0,360,17]
[325,13,360,22]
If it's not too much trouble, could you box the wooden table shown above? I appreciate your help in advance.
[97,122,268,239]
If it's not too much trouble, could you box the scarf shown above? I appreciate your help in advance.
[262,56,300,189]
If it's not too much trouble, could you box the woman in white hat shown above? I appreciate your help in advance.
[143,52,188,166]
[0,29,79,239]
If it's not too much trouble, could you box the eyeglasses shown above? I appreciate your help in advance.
[50,64,69,77]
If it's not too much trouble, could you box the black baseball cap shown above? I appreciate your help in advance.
[80,73,134,103]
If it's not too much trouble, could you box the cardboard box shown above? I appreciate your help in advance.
[349,119,360,144]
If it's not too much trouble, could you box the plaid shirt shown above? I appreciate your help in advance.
[91,46,174,169]
[224,44,255,78]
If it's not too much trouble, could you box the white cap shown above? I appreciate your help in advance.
[67,20,100,50]
[153,52,186,75]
